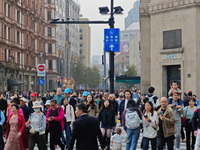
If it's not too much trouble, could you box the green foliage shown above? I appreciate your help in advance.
[71,61,101,89]
[123,65,137,76]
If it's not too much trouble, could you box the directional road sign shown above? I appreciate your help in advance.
[104,28,120,52]
[39,79,45,85]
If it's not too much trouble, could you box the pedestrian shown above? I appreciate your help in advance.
[46,99,65,150]
[109,94,118,116]
[111,128,127,150]
[0,106,5,150]
[28,93,37,113]
[44,100,51,144]
[146,86,159,108]
[99,92,109,110]
[68,103,106,150]
[192,107,200,150]
[168,92,183,150]
[61,88,71,105]
[118,90,135,126]
[142,101,159,150]
[26,101,47,150]
[122,100,142,150]
[61,97,75,149]
[20,97,31,122]
[157,97,177,150]
[53,88,65,106]
[183,97,196,150]
[8,98,23,116]
[168,81,182,97]
[84,94,99,117]
[99,99,116,150]
[4,104,28,150]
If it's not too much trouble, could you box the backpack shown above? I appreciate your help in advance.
[125,108,141,129]
[148,95,157,108]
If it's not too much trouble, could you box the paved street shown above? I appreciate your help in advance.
[34,122,187,150]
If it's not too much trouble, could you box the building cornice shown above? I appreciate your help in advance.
[149,0,200,14]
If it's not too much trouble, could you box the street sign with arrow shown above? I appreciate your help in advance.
[104,28,120,52]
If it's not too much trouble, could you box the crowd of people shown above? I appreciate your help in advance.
[0,81,199,150]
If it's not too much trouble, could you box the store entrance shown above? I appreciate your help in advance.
[167,65,181,96]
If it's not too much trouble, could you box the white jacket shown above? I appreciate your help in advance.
[61,104,75,123]
[142,111,159,138]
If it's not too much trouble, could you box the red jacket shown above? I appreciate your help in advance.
[5,113,28,150]
[46,106,64,131]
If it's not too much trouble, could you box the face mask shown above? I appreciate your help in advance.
[34,108,40,112]
[40,101,43,105]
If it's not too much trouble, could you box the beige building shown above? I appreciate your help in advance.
[79,18,91,67]
[140,0,200,98]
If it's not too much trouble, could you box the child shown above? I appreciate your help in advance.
[168,81,182,97]
[111,128,127,150]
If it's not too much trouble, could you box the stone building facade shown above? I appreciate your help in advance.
[140,0,200,97]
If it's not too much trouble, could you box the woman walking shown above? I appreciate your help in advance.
[122,100,142,150]
[26,101,47,150]
[84,94,99,117]
[46,99,65,150]
[5,104,28,150]
[142,101,159,150]
[98,99,116,150]
[184,97,196,150]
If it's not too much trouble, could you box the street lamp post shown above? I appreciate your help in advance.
[50,0,123,94]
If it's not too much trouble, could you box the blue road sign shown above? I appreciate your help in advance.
[39,79,45,85]
[104,28,120,52]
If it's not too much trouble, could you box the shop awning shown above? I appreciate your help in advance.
[7,78,24,86]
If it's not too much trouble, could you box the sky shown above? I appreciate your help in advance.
[79,0,137,58]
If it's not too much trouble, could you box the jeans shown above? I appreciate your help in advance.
[158,134,174,150]
[143,137,157,150]
[126,127,140,150]
[64,122,71,147]
[175,121,181,148]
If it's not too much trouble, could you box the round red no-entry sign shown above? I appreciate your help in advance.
[38,65,45,72]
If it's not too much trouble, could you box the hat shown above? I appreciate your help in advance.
[119,92,124,97]
[83,91,88,97]
[45,100,51,106]
[12,98,20,104]
[20,97,27,102]
[64,88,71,94]
[31,93,37,97]
[63,84,66,87]
[32,101,42,108]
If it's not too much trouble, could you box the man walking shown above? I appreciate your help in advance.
[68,103,106,150]
[53,88,65,105]
[157,97,177,150]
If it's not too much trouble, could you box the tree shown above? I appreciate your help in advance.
[123,65,137,76]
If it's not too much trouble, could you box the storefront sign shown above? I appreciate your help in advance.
[165,54,177,59]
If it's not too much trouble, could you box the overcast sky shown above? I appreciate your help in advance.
[79,0,137,58]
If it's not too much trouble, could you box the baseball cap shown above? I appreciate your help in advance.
[83,91,88,97]
[64,88,71,94]
[45,100,51,106]
[119,92,124,97]
[31,93,37,97]
[20,97,27,102]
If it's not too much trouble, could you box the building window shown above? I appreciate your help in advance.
[48,44,52,53]
[17,53,20,64]
[8,5,10,18]
[80,43,82,47]
[48,27,51,36]
[48,0,51,4]
[80,49,83,55]
[40,7,42,15]
[8,28,10,40]
[80,29,82,32]
[80,35,83,40]
[27,15,28,25]
[163,29,182,49]
[4,49,7,61]
[49,60,52,69]
[49,80,52,91]
[17,31,20,44]
[48,11,51,21]
[81,58,83,62]
[4,3,6,15]
[4,26,6,39]
[17,11,20,23]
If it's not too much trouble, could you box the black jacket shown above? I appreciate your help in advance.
[111,99,118,115]
[98,108,116,127]
[68,114,106,150]
[192,108,200,131]
[20,105,31,122]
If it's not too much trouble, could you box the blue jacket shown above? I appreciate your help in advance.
[168,98,182,105]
